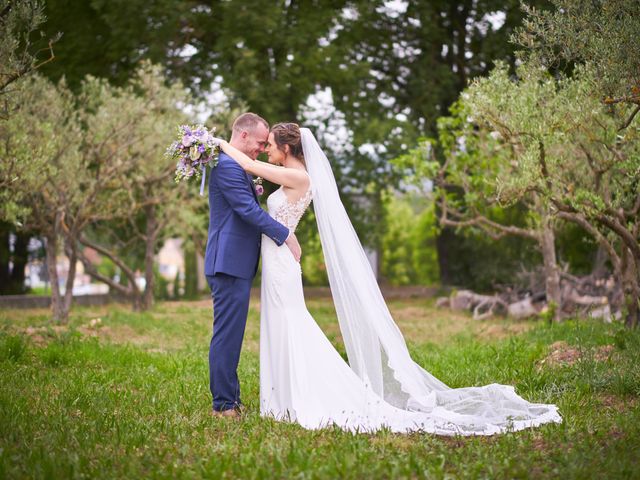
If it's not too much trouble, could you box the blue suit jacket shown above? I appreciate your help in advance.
[204,152,289,279]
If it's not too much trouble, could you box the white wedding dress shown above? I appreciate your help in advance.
[258,129,562,435]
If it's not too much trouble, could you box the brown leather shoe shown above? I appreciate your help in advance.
[211,408,241,419]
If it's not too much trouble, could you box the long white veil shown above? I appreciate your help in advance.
[301,127,561,430]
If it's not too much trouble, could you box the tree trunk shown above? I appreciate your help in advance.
[44,232,68,323]
[540,215,562,321]
[0,222,29,294]
[141,205,157,311]
[0,222,10,293]
[132,291,143,311]
[621,247,640,328]
[61,242,77,320]
[10,230,29,293]
[592,242,610,277]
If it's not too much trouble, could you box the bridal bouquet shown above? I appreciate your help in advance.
[166,125,220,183]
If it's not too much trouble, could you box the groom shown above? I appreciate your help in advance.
[204,112,301,417]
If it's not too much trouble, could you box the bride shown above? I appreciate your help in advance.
[215,123,562,435]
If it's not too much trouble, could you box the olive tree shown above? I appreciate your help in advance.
[0,0,58,223]
[396,88,564,319]
[462,63,639,326]
[515,0,640,126]
[1,63,195,320]
[1,75,99,322]
[73,63,192,311]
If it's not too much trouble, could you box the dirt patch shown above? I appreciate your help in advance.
[388,304,535,346]
[20,325,69,346]
[539,341,581,367]
[387,305,473,345]
[593,344,615,361]
[531,435,550,452]
[76,318,107,337]
[19,318,107,346]
[167,299,212,308]
[598,394,638,412]
[537,341,616,369]
[100,324,139,343]
[391,306,428,322]
[18,318,166,351]
[477,322,533,341]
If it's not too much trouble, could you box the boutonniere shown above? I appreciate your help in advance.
[253,176,264,196]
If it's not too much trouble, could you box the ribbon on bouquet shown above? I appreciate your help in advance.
[199,165,206,196]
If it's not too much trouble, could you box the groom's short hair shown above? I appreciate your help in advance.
[232,112,269,134]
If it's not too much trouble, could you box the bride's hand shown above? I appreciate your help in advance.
[210,136,226,148]
[213,138,256,172]
[284,232,302,262]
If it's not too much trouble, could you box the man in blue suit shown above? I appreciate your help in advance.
[204,112,301,417]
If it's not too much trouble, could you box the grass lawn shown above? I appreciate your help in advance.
[1,297,639,479]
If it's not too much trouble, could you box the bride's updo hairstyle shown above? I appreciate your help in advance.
[271,122,305,164]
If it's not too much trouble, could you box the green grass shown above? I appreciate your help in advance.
[25,286,52,296]
[1,298,639,479]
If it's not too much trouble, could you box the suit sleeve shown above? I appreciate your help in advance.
[216,159,289,246]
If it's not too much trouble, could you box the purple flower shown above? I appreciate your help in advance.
[255,185,264,196]
[182,135,194,147]
[171,124,220,186]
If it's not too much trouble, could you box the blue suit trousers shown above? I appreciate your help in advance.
[207,273,253,411]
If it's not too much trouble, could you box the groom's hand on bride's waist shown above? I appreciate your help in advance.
[284,232,302,262]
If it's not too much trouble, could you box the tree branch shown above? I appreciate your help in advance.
[76,249,132,296]
[595,213,640,261]
[77,234,140,292]
[604,95,640,106]
[619,104,640,131]
[438,195,539,241]
[537,139,553,192]
[0,38,57,91]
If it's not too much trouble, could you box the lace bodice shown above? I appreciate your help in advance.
[267,186,313,232]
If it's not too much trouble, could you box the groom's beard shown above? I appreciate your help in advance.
[242,150,256,160]
[228,139,256,160]
[244,146,260,160]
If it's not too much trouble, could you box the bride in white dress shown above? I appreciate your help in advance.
[216,123,562,435]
